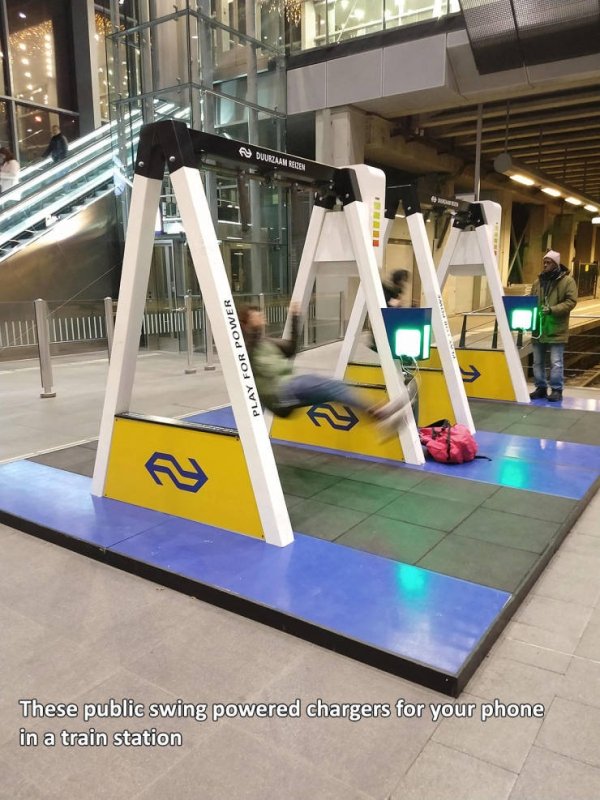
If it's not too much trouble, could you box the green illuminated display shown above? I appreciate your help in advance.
[393,324,431,359]
[510,307,538,331]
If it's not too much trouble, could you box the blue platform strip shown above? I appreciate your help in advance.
[0,460,510,693]
[184,407,598,500]
[527,395,600,412]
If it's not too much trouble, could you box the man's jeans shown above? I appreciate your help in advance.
[532,341,565,390]
[280,372,419,418]
[280,374,365,409]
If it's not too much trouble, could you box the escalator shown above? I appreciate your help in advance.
[0,101,187,264]
[0,102,191,305]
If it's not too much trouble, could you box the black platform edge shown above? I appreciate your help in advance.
[117,412,239,439]
[457,473,600,695]
[0,508,461,697]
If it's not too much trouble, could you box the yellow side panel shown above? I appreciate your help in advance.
[348,345,516,405]
[343,365,455,426]
[271,387,405,462]
[420,347,516,401]
[105,417,264,539]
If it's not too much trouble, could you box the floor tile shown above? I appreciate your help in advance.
[575,612,600,660]
[531,563,600,607]
[390,741,516,800]
[573,506,600,537]
[289,499,369,540]
[300,452,370,479]
[501,423,569,439]
[560,532,600,560]
[417,536,539,592]
[126,610,307,705]
[0,758,46,800]
[272,445,321,468]
[526,409,582,429]
[231,648,440,799]
[557,657,600,710]
[410,473,499,503]
[354,462,427,491]
[491,638,571,675]
[432,691,543,772]
[510,745,600,800]
[452,508,559,554]
[465,655,561,709]
[29,445,97,476]
[276,465,340,498]
[536,697,600,767]
[379,493,476,532]
[504,620,584,656]
[336,516,445,563]
[312,478,402,514]
[136,723,371,800]
[513,595,592,640]
[482,487,576,523]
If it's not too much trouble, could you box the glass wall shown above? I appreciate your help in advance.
[14,102,77,165]
[0,34,6,95]
[289,0,461,51]
[95,10,111,122]
[0,0,87,163]
[107,1,290,294]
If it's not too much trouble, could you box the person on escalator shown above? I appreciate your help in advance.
[43,125,69,163]
[0,147,20,193]
[238,303,410,424]
[529,250,578,402]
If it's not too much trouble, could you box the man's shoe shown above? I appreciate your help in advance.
[529,386,548,400]
[548,389,563,402]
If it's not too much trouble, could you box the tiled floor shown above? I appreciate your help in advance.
[2,348,600,799]
[29,435,583,594]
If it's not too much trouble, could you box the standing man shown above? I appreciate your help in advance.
[43,125,68,163]
[529,250,578,402]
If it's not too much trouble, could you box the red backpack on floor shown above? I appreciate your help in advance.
[419,420,479,464]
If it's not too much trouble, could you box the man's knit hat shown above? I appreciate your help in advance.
[544,250,561,266]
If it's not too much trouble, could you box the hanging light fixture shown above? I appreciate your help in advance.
[494,152,600,213]
[260,0,304,25]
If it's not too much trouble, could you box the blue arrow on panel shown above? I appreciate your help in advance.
[145,452,208,493]
[460,364,481,383]
[307,404,359,431]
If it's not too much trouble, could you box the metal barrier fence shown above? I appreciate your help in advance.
[0,293,340,351]
[0,291,346,396]
[2,294,599,394]
[457,308,600,388]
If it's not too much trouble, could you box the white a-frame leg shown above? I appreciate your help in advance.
[93,158,293,546]
[437,203,529,404]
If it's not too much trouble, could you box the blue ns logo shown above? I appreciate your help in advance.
[145,452,208,493]
[307,404,359,431]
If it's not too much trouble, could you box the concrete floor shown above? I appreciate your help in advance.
[2,347,600,799]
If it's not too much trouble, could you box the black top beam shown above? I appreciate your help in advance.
[134,120,362,201]
[189,129,337,186]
